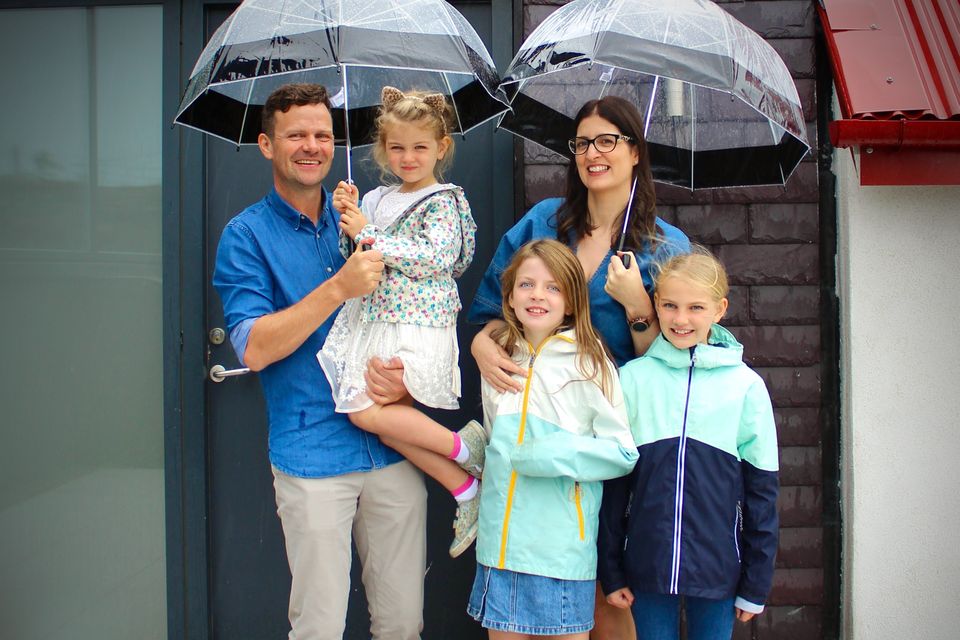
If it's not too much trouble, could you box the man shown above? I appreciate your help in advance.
[213,83,427,640]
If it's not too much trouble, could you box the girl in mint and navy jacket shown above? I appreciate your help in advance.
[598,250,779,640]
[467,239,638,638]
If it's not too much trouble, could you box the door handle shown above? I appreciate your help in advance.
[209,364,251,383]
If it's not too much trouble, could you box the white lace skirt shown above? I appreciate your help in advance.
[317,298,461,413]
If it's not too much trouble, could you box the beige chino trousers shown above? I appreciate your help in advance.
[273,460,427,640]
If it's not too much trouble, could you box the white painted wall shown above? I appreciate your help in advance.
[835,147,960,638]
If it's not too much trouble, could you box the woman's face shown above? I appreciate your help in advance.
[574,114,639,196]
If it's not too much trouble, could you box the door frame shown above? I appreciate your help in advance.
[163,1,516,638]
[163,0,208,637]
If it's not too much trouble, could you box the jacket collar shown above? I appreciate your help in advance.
[267,187,333,231]
[514,328,578,362]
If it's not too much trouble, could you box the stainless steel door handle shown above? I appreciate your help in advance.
[209,364,251,383]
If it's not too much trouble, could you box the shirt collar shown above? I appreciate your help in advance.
[267,187,332,231]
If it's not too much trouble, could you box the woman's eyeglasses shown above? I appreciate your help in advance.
[567,133,633,155]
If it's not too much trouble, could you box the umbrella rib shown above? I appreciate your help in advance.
[237,0,289,144]
[590,0,620,60]
[436,2,476,74]
[239,77,259,145]
[441,72,464,134]
[643,75,660,139]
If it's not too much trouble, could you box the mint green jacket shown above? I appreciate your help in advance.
[476,330,638,580]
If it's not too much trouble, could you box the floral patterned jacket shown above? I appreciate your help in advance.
[340,185,477,328]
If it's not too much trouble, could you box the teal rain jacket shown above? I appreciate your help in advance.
[476,330,638,581]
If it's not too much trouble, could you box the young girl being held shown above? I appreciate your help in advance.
[318,86,484,556]
[598,250,780,640]
[467,239,638,639]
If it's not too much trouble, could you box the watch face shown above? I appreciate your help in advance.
[631,320,649,333]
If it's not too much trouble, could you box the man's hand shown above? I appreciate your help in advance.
[339,200,369,241]
[332,240,382,301]
[735,608,756,623]
[332,180,359,214]
[605,587,635,609]
[365,357,409,405]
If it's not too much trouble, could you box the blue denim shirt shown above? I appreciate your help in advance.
[213,187,403,478]
[466,198,690,367]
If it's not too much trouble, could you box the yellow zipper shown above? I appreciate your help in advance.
[498,336,548,569]
[574,482,585,541]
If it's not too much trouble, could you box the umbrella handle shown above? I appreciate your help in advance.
[617,177,638,269]
[341,65,353,184]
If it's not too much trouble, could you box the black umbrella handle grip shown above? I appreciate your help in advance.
[621,253,631,269]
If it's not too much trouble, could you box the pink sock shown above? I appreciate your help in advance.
[452,476,478,502]
[447,433,462,460]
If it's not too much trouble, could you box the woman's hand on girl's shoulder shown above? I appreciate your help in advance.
[471,322,525,393]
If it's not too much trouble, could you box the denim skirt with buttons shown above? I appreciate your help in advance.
[467,564,595,635]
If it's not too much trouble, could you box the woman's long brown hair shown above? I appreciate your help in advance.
[556,96,659,253]
[492,239,616,400]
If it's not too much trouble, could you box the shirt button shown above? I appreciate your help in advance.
[326,267,332,273]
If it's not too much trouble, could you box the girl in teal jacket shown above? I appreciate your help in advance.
[598,250,779,640]
[467,239,638,638]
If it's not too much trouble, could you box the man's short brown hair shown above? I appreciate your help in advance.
[261,83,332,137]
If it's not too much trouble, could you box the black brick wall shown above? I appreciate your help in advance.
[515,1,831,637]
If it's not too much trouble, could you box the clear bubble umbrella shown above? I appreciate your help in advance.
[498,0,810,190]
[174,0,509,181]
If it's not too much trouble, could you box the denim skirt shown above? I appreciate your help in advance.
[467,564,595,635]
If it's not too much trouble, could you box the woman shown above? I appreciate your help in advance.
[467,95,690,639]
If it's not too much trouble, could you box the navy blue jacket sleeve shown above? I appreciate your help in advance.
[735,379,780,608]
[597,468,635,595]
[738,462,779,606]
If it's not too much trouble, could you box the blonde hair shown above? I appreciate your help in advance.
[654,246,730,302]
[371,89,455,182]
[493,239,616,400]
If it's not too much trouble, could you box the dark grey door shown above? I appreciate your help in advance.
[197,2,514,637]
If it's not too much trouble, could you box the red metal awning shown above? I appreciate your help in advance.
[818,0,960,185]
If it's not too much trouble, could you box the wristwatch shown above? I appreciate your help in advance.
[629,316,650,333]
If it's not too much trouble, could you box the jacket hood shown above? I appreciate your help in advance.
[646,324,744,370]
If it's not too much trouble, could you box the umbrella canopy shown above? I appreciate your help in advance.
[498,0,810,189]
[174,0,508,153]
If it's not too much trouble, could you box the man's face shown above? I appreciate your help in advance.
[258,102,335,197]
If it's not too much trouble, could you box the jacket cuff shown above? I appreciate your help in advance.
[597,566,628,596]
[355,224,377,244]
[734,596,764,614]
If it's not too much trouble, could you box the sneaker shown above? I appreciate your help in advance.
[449,490,481,558]
[456,419,487,478]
